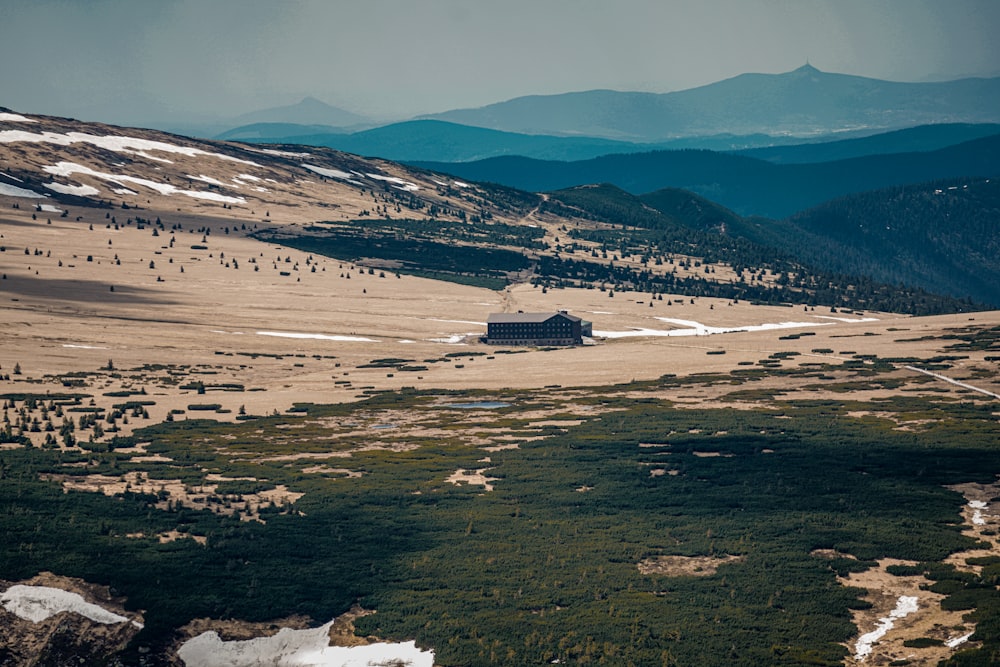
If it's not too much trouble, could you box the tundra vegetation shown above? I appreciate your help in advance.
[2,350,999,665]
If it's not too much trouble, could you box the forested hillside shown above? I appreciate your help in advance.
[763,179,1000,306]
[412,134,1000,218]
[637,178,1000,308]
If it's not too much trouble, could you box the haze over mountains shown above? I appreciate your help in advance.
[210,66,1000,166]
[421,65,1000,141]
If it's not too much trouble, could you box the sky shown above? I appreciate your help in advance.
[1,0,998,127]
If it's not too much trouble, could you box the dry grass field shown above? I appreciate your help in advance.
[4,199,997,429]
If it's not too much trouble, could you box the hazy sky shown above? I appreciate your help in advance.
[2,0,998,125]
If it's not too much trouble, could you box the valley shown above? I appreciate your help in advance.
[1,107,999,666]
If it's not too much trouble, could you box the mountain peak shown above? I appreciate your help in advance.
[792,62,822,75]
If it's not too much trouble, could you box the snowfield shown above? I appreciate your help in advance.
[0,129,259,165]
[178,622,434,667]
[42,161,245,204]
[1,584,141,628]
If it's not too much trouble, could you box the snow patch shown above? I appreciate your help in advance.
[0,182,46,198]
[366,173,419,191]
[969,500,988,526]
[42,161,244,204]
[596,318,837,339]
[428,333,478,344]
[188,174,227,187]
[256,331,377,343]
[177,621,433,667]
[260,148,312,158]
[428,318,487,326]
[812,315,880,323]
[1,585,141,628]
[453,180,470,188]
[302,164,353,180]
[0,130,259,165]
[0,112,35,123]
[62,344,108,350]
[39,204,63,213]
[854,596,919,661]
[45,181,100,196]
[946,631,975,648]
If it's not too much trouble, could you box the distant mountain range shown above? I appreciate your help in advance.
[412,132,1000,218]
[736,122,1000,164]
[213,119,901,163]
[231,96,369,129]
[420,65,1000,141]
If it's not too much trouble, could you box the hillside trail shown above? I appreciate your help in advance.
[501,194,553,309]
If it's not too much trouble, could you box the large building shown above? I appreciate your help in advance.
[485,311,591,346]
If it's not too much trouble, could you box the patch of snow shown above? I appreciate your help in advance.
[854,596,919,661]
[188,174,227,187]
[302,164,353,180]
[260,148,312,158]
[178,621,433,667]
[133,151,174,164]
[0,130,259,165]
[969,500,988,525]
[596,318,837,339]
[235,173,261,182]
[256,331,377,343]
[453,180,470,188]
[62,344,108,349]
[42,161,244,204]
[0,182,46,198]
[1,585,141,628]
[432,179,448,186]
[45,181,100,196]
[366,173,419,192]
[428,318,487,326]
[812,315,880,323]
[112,187,139,196]
[0,113,35,123]
[946,631,975,648]
[428,333,478,344]
[39,204,62,213]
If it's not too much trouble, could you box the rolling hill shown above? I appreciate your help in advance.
[0,106,990,312]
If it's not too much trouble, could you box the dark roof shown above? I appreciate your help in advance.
[487,311,582,324]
